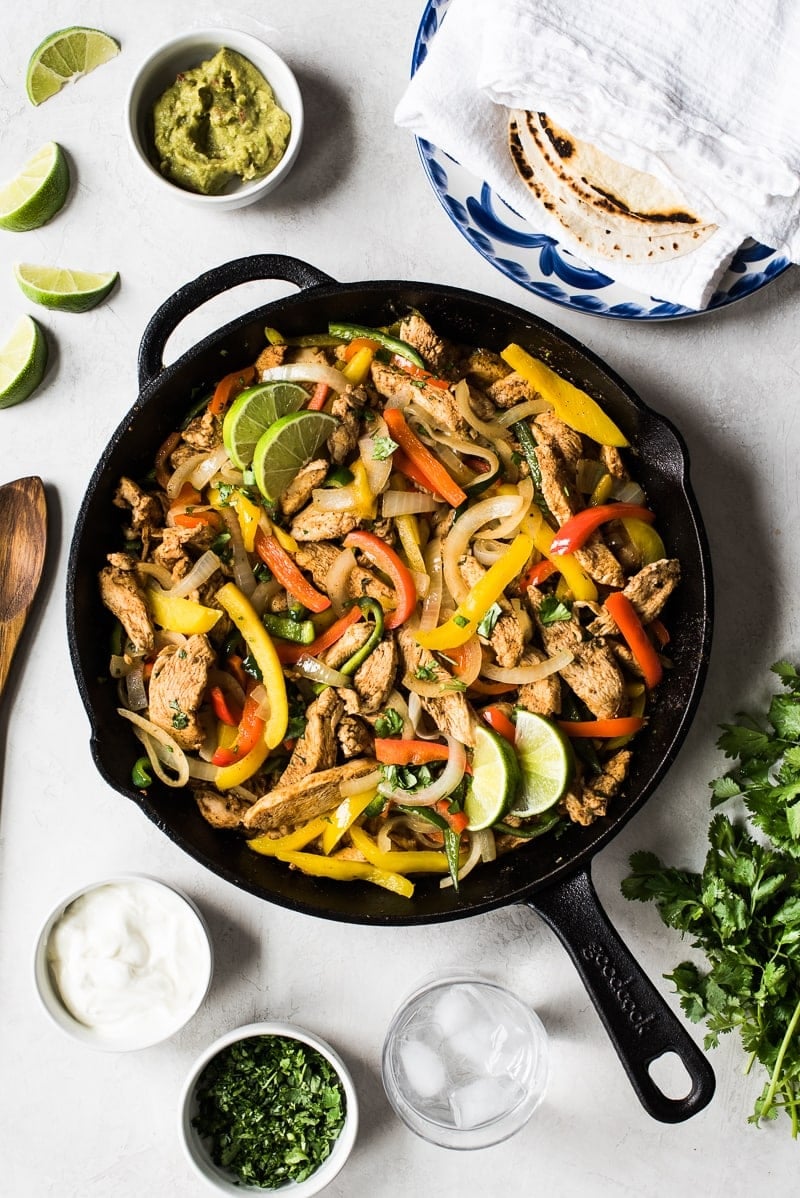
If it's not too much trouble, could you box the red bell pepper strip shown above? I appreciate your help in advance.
[383,408,467,508]
[208,365,257,417]
[434,799,469,833]
[212,691,265,765]
[394,357,451,391]
[254,528,331,614]
[226,653,248,691]
[558,716,646,738]
[481,706,517,745]
[375,738,450,766]
[649,617,670,647]
[173,510,224,531]
[467,678,517,696]
[343,530,417,629]
[344,337,380,361]
[391,449,440,495]
[209,685,242,727]
[603,590,664,689]
[549,504,655,557]
[273,605,364,665]
[520,558,557,591]
[307,381,330,411]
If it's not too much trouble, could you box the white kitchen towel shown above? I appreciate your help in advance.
[480,0,800,255]
[393,0,780,309]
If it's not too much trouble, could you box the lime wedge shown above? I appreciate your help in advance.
[511,710,572,817]
[26,26,120,105]
[252,410,337,502]
[223,382,309,470]
[464,725,522,831]
[14,263,118,313]
[0,316,48,409]
[0,143,70,232]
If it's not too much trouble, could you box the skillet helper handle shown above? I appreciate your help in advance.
[526,868,715,1123]
[137,254,336,389]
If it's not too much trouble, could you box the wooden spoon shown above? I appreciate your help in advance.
[0,477,47,702]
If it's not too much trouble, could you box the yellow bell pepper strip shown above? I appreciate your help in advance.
[341,344,376,385]
[275,850,415,898]
[522,512,598,602]
[247,814,330,856]
[348,825,451,876]
[349,458,377,519]
[147,586,222,634]
[395,513,427,576]
[415,533,533,650]
[321,789,379,855]
[501,343,629,447]
[215,582,288,748]
[328,321,426,369]
[589,472,615,507]
[214,739,271,790]
[621,516,666,565]
[209,485,261,552]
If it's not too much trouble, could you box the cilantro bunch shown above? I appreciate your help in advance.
[623,662,800,1137]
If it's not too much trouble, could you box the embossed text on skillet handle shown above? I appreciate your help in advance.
[526,867,715,1122]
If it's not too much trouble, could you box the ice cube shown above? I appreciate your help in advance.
[431,985,479,1039]
[398,1038,447,1099]
[448,1076,523,1129]
[446,1019,497,1071]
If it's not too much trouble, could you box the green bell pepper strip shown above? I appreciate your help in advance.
[324,465,355,488]
[328,322,426,369]
[405,804,462,890]
[310,598,385,694]
[512,420,553,519]
[558,690,602,775]
[264,326,343,348]
[494,813,561,839]
[262,613,316,645]
[131,756,152,788]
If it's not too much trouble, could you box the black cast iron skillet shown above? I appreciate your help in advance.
[68,255,714,1122]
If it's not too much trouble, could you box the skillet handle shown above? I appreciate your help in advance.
[526,868,715,1123]
[137,254,336,389]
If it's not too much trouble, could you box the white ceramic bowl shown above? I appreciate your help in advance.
[126,29,304,210]
[180,1021,358,1195]
[34,873,213,1051]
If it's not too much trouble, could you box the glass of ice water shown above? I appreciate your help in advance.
[381,973,549,1149]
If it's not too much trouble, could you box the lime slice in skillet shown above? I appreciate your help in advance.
[26,26,120,105]
[252,410,337,503]
[464,725,522,831]
[511,710,572,817]
[0,315,48,409]
[223,382,309,470]
[14,263,118,313]
[0,142,70,231]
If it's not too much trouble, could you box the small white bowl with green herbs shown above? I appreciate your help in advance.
[180,1021,358,1194]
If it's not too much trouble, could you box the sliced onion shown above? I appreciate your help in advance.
[472,539,508,567]
[577,458,608,495]
[325,547,357,616]
[135,560,175,590]
[406,410,500,481]
[378,736,466,806]
[110,654,133,679]
[249,684,271,721]
[453,379,513,448]
[166,451,207,500]
[220,507,256,596]
[358,416,394,496]
[249,577,282,616]
[381,490,438,517]
[339,768,382,797]
[154,630,188,650]
[403,670,461,699]
[409,568,431,599]
[260,363,347,393]
[207,668,246,714]
[482,649,574,684]
[294,655,352,689]
[167,549,222,600]
[216,464,245,485]
[312,487,359,511]
[612,479,646,505]
[442,496,521,604]
[496,398,552,425]
[474,477,532,540]
[187,758,222,782]
[418,537,443,632]
[230,785,258,803]
[407,690,444,739]
[116,708,189,788]
[125,665,148,712]
[442,634,482,685]
[190,444,230,491]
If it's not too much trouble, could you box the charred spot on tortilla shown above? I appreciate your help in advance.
[507,109,716,263]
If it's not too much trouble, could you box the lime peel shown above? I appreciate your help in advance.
[26,26,120,105]
[223,382,309,470]
[511,710,572,817]
[0,142,70,232]
[0,316,48,410]
[14,263,118,313]
[464,725,522,831]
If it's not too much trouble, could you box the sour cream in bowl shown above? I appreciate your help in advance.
[34,874,213,1051]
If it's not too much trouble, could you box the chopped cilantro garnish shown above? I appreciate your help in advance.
[414,663,439,682]
[477,602,503,638]
[371,435,399,461]
[169,700,189,730]
[380,763,434,792]
[374,707,404,738]
[538,595,573,625]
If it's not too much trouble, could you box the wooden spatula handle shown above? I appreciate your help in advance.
[0,477,47,701]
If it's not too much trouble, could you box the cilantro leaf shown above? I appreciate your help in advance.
[374,707,404,738]
[538,595,573,625]
[477,602,502,638]
[371,435,399,461]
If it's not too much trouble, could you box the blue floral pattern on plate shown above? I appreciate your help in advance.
[412,0,791,321]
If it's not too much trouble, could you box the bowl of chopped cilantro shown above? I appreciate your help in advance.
[180,1021,358,1193]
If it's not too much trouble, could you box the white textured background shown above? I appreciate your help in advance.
[0,3,798,1195]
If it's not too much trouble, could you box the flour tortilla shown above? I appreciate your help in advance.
[509,110,716,263]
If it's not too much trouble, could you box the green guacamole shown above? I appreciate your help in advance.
[151,47,291,195]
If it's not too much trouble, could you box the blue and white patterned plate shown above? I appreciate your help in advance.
[412,0,792,320]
